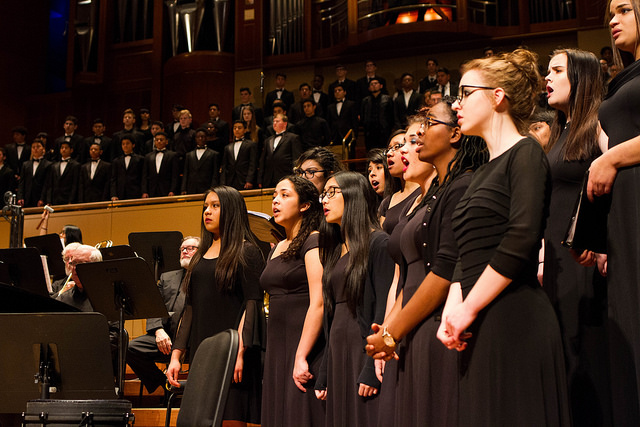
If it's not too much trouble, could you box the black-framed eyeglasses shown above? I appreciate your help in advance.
[294,168,326,179]
[424,117,456,129]
[180,245,198,253]
[320,186,342,200]
[383,142,405,156]
[456,85,499,104]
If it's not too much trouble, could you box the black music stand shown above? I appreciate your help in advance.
[76,257,169,397]
[24,234,66,280]
[128,231,182,282]
[0,248,50,297]
[0,283,78,313]
[0,312,117,414]
[247,211,285,243]
[99,245,137,261]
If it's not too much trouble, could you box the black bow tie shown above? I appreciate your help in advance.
[234,139,243,142]
[124,154,132,157]
[313,90,321,93]
[275,133,284,137]
[196,146,206,150]
[155,149,166,153]
[91,159,99,163]
[336,100,344,104]
[33,158,41,163]
[61,159,69,163]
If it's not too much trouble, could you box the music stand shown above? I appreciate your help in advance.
[76,257,169,397]
[247,211,285,243]
[128,231,182,282]
[99,245,137,261]
[0,312,117,414]
[0,283,78,313]
[24,234,66,280]
[0,248,50,297]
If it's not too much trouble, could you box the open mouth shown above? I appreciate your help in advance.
[546,85,553,97]
[371,180,379,189]
[401,156,410,172]
[323,208,330,216]
[272,208,280,215]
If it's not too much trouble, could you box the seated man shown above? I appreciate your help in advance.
[126,237,199,394]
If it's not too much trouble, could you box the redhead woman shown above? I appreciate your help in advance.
[437,49,570,425]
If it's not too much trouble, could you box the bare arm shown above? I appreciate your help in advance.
[588,132,640,201]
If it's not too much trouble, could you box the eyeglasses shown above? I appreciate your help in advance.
[456,85,498,104]
[384,142,405,156]
[320,186,342,200]
[180,245,198,253]
[424,117,456,129]
[294,168,326,179]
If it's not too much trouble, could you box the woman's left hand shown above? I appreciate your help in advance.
[292,356,313,392]
[233,347,244,383]
[358,383,378,397]
[587,155,617,202]
[442,302,475,352]
[570,249,597,267]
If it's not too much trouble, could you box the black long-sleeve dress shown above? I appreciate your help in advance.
[260,233,326,426]
[598,58,640,425]
[543,124,611,425]
[451,137,570,425]
[173,244,265,424]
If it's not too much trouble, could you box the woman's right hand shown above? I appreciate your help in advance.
[166,358,182,388]
[587,154,617,202]
[315,389,327,401]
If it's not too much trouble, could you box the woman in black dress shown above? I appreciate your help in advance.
[167,186,265,426]
[543,48,611,425]
[367,148,396,206]
[589,1,640,423]
[260,176,325,426]
[367,100,487,426]
[315,171,395,426]
[437,49,571,425]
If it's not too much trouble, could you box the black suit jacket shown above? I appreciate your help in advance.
[394,90,424,129]
[146,269,186,339]
[355,75,388,105]
[181,147,220,194]
[141,150,180,197]
[6,143,30,176]
[419,75,438,94]
[220,139,258,190]
[53,134,86,163]
[110,154,144,200]
[17,158,52,207]
[264,88,295,115]
[327,99,359,144]
[79,159,111,202]
[258,132,302,188]
[84,135,114,162]
[112,128,146,157]
[312,91,330,118]
[295,116,331,150]
[210,118,230,148]
[289,100,325,125]
[328,79,358,104]
[0,164,16,196]
[437,81,459,97]
[44,159,81,205]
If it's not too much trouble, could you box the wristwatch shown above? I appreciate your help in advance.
[382,326,397,347]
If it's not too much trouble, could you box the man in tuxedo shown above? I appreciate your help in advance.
[326,84,359,146]
[17,139,51,207]
[220,120,258,190]
[394,73,424,129]
[53,116,85,163]
[126,237,199,394]
[141,132,180,198]
[0,147,16,197]
[110,136,144,200]
[312,75,330,119]
[328,64,357,104]
[295,100,331,150]
[264,73,295,115]
[6,126,30,175]
[356,60,388,107]
[43,140,81,205]
[84,119,114,161]
[289,83,324,124]
[207,103,230,146]
[258,114,302,189]
[172,109,196,169]
[419,58,439,93]
[361,78,394,151]
[232,87,264,125]
[79,142,111,202]
[436,67,458,97]
[112,108,146,158]
[181,128,219,195]
[166,104,185,140]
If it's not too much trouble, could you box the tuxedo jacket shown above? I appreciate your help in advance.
[394,90,424,129]
[145,269,186,339]
[44,159,81,205]
[220,139,258,190]
[258,132,302,188]
[438,81,459,97]
[356,75,388,104]
[327,99,359,144]
[112,129,146,157]
[312,91,330,118]
[288,100,325,125]
[328,78,358,104]
[181,147,220,194]
[264,88,295,114]
[141,150,180,197]
[17,158,52,207]
[84,135,114,162]
[5,143,31,176]
[419,75,438,94]
[295,116,331,150]
[53,134,86,163]
[110,154,144,200]
[79,159,111,202]
[211,118,230,148]
[361,94,394,132]
[0,164,16,196]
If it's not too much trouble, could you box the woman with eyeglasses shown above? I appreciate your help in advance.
[314,171,395,426]
[260,175,325,426]
[367,100,487,426]
[167,186,265,426]
[378,130,421,234]
[293,147,344,194]
[436,49,571,425]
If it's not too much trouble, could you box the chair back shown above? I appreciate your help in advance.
[176,329,239,427]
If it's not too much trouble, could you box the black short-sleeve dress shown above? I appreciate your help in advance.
[379,187,421,235]
[173,243,265,424]
[451,138,570,425]
[260,233,326,427]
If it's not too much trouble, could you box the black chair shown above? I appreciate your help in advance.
[165,329,239,427]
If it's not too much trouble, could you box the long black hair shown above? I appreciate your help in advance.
[183,185,260,296]
[319,171,380,315]
[367,148,398,199]
[277,175,323,260]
